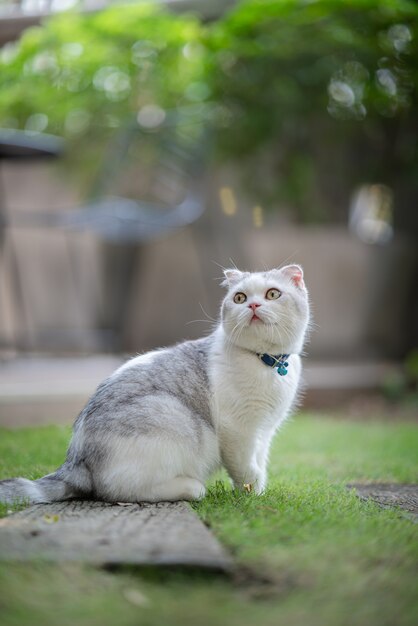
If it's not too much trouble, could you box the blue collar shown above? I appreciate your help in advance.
[257,353,290,376]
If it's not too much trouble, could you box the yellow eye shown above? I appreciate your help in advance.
[233,292,247,304]
[266,288,281,300]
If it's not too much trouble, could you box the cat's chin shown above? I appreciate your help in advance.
[248,316,264,325]
[223,325,292,355]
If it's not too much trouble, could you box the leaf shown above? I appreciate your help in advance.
[123,588,150,607]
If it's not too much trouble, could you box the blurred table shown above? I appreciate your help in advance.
[0,128,64,160]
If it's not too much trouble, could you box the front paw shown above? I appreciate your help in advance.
[236,474,266,495]
[251,479,266,495]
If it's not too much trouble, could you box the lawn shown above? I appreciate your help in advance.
[0,413,417,626]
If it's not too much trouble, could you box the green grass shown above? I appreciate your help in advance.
[0,414,417,626]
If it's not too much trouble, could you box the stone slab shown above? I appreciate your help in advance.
[348,483,418,520]
[0,500,232,570]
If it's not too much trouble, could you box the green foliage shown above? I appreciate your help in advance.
[0,0,417,220]
[205,0,418,220]
[0,4,203,134]
[0,2,205,186]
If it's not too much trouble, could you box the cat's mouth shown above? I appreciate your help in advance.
[250,313,263,323]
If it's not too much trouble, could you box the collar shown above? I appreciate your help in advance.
[256,353,290,376]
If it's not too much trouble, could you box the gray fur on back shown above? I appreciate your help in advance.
[62,336,216,498]
[0,337,215,504]
[77,336,214,437]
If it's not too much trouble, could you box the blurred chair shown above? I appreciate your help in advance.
[0,129,64,351]
[3,106,210,351]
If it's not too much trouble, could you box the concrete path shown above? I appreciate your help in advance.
[0,355,123,426]
[0,355,400,427]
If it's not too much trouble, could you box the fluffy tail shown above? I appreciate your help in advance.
[0,472,81,505]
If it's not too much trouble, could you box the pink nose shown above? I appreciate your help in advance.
[248,302,261,311]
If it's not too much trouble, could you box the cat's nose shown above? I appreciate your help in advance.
[248,302,261,311]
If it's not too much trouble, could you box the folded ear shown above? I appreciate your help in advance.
[280,264,305,289]
[221,269,248,288]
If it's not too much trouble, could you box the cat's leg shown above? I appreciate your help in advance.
[220,429,266,494]
[142,477,206,502]
[255,448,269,492]
[255,427,275,491]
[93,400,217,503]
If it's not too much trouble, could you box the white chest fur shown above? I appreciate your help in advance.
[208,329,301,493]
[210,332,301,427]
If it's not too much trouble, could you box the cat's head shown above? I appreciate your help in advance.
[220,265,310,354]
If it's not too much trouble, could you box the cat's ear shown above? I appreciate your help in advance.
[221,269,247,288]
[280,264,305,289]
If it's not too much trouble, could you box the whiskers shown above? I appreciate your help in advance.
[224,312,248,360]
[185,303,218,334]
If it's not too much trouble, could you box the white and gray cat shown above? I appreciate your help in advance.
[0,265,310,504]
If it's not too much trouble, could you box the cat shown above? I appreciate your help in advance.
[0,265,310,505]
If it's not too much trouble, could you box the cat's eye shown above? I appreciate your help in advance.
[233,292,247,304]
[266,288,281,300]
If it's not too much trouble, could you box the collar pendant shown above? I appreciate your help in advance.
[258,353,290,376]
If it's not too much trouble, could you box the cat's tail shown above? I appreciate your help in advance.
[0,466,90,505]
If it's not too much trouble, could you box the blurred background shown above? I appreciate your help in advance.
[0,0,417,425]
